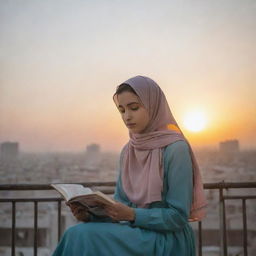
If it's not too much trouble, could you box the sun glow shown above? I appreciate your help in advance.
[183,110,207,132]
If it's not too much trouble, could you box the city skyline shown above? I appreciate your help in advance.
[1,0,256,152]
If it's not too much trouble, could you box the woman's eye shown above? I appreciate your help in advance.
[131,107,139,111]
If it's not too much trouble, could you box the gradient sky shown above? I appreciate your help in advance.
[0,0,255,152]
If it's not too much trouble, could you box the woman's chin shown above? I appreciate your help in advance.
[129,127,139,134]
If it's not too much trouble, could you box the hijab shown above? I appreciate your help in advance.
[113,75,208,221]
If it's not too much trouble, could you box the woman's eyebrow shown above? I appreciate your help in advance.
[118,102,139,108]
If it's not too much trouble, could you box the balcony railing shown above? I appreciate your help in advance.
[0,181,255,256]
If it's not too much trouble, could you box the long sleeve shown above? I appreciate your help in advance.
[131,140,193,232]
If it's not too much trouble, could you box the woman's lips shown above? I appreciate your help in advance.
[126,123,136,128]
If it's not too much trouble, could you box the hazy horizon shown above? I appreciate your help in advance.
[1,0,256,152]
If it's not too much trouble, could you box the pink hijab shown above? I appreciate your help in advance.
[114,75,208,221]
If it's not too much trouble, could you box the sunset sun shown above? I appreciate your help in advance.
[183,110,207,132]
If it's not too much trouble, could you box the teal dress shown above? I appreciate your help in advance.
[52,140,196,256]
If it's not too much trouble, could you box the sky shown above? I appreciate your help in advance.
[0,0,256,152]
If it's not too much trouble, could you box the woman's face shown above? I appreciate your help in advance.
[116,91,150,134]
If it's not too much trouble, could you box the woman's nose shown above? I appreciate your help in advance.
[124,110,132,121]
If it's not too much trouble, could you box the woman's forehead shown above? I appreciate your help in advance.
[115,91,141,106]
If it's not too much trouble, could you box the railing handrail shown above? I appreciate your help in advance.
[203,181,256,189]
[0,181,256,190]
[0,181,116,190]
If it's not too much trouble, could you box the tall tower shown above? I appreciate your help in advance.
[219,139,239,153]
[0,142,19,161]
[85,143,101,169]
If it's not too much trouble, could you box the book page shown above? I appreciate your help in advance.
[51,184,93,201]
[95,191,115,204]
[69,193,115,206]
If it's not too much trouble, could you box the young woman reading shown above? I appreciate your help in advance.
[52,75,208,256]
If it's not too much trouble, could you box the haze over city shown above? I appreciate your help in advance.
[1,0,255,152]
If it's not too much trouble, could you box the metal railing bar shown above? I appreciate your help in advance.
[0,188,115,195]
[0,182,116,190]
[198,221,202,256]
[3,191,254,203]
[204,181,256,189]
[11,201,16,256]
[219,188,228,256]
[0,198,63,203]
[34,201,38,256]
[242,199,248,256]
[1,181,256,191]
[223,195,256,200]
[58,200,61,242]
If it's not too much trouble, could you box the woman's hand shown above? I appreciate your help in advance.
[66,202,90,222]
[104,202,135,222]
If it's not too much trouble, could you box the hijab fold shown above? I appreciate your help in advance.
[115,75,208,221]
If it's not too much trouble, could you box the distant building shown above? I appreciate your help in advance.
[85,144,101,170]
[219,140,239,153]
[86,144,100,154]
[0,142,19,161]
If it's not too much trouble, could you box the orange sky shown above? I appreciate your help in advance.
[0,1,255,152]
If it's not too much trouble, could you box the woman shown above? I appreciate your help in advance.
[52,75,208,256]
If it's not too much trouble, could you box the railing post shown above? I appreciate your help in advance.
[34,201,38,256]
[198,221,202,256]
[58,200,62,241]
[11,201,16,256]
[219,187,227,256]
[242,199,248,256]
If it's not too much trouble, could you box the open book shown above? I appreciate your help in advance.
[51,183,116,217]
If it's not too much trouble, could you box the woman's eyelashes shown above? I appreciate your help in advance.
[118,106,139,113]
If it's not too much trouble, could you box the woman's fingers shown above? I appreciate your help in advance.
[75,210,89,222]
[66,203,90,221]
[73,205,86,215]
[104,205,116,213]
[104,207,116,219]
[73,207,89,221]
[104,202,135,221]
[104,205,121,220]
